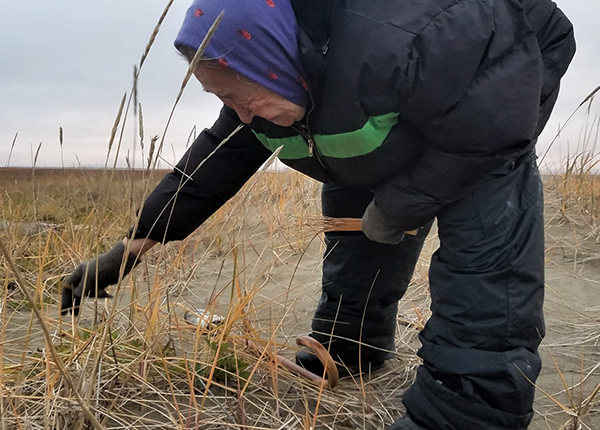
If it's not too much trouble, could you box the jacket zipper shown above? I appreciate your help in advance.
[291,116,335,182]
[302,91,331,177]
[291,43,336,180]
[292,124,315,158]
[293,88,317,158]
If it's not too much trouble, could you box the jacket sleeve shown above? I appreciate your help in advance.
[522,0,576,136]
[131,106,271,242]
[369,0,575,232]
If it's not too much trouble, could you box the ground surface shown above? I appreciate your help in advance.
[150,182,600,429]
[1,169,599,429]
[532,192,600,430]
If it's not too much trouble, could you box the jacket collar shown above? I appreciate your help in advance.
[290,0,332,48]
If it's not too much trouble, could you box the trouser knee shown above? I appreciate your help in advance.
[314,183,431,362]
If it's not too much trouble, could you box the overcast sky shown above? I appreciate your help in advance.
[1,0,598,170]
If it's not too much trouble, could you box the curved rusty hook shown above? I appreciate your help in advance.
[295,335,339,389]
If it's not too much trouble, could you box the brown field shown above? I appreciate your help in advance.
[0,165,599,430]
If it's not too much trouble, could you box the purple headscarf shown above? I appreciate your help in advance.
[175,0,310,107]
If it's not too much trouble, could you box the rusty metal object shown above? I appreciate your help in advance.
[182,308,339,389]
[248,337,339,389]
[294,335,339,389]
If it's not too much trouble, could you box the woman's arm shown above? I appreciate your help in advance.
[131,106,271,243]
[124,237,158,257]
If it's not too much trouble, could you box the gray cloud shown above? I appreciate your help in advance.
[1,0,597,169]
[535,0,600,170]
[0,0,219,168]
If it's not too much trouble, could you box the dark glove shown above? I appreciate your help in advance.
[361,201,406,245]
[61,241,140,315]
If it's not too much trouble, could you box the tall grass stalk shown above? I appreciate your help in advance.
[0,239,105,430]
[59,127,64,170]
[6,132,18,168]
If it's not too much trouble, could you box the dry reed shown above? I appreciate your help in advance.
[300,216,419,236]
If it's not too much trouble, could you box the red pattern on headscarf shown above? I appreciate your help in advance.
[237,29,252,40]
[296,75,309,91]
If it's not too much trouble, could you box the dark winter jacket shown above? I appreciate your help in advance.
[132,0,575,242]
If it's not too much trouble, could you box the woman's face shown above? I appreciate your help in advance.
[194,65,306,127]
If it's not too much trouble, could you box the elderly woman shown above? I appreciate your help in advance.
[63,0,575,428]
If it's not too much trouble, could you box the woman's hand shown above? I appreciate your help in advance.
[60,238,155,315]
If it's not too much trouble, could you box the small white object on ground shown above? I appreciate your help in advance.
[183,309,225,329]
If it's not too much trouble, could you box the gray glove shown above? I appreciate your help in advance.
[61,241,140,315]
[361,201,406,245]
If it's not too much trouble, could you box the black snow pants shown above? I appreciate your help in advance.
[312,153,545,429]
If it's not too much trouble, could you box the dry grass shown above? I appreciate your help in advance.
[543,86,600,227]
[533,89,600,430]
[1,159,596,429]
[0,167,430,429]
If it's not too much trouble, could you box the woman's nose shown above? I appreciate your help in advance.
[232,103,255,124]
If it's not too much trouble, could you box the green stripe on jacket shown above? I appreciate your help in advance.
[252,112,399,160]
